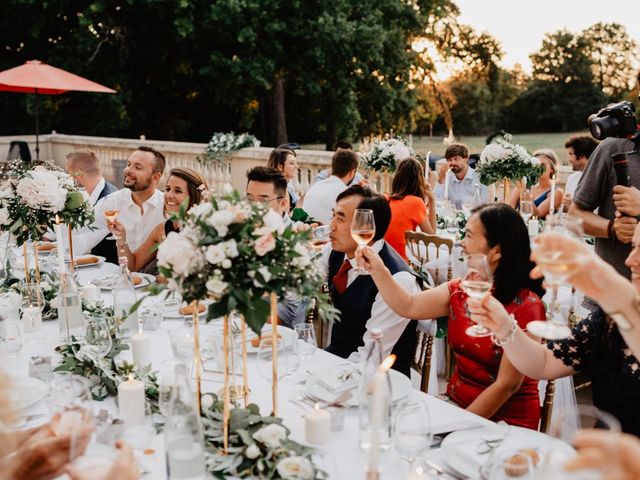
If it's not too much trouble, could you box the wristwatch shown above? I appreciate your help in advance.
[606,293,640,331]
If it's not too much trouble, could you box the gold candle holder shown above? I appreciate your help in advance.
[270,292,278,416]
[222,313,230,454]
[240,315,249,407]
[22,242,31,284]
[67,225,75,272]
[192,300,202,414]
[32,242,41,283]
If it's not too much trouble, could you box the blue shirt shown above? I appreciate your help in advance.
[434,167,488,207]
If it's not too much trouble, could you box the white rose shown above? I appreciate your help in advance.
[262,209,285,235]
[208,210,235,237]
[16,169,67,212]
[245,443,261,459]
[0,207,10,226]
[206,277,228,296]
[222,239,239,258]
[252,424,286,448]
[275,456,314,480]
[221,259,232,269]
[188,202,213,219]
[253,266,272,287]
[49,296,58,310]
[292,243,311,268]
[205,244,226,265]
[157,232,205,277]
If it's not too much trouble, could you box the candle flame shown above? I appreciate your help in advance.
[55,214,61,224]
[314,402,321,411]
[128,373,134,382]
[416,467,424,474]
[380,354,396,372]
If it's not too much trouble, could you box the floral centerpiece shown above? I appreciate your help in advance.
[202,393,323,479]
[361,137,414,173]
[0,161,94,245]
[1,268,59,320]
[475,134,544,188]
[203,132,261,163]
[153,191,337,333]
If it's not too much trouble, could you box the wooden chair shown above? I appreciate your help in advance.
[411,329,435,393]
[404,231,454,286]
[539,380,556,433]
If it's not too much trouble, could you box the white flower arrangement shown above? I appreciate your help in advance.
[476,134,544,187]
[203,131,261,163]
[361,137,414,172]
[1,161,94,245]
[153,191,338,334]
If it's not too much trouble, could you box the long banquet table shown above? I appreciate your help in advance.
[6,260,552,479]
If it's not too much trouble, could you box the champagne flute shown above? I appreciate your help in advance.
[104,210,119,241]
[528,215,584,340]
[461,254,493,337]
[350,209,376,273]
[520,200,534,223]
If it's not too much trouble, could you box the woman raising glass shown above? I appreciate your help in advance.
[357,203,546,429]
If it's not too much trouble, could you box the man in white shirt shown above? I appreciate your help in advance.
[562,135,599,210]
[435,143,488,207]
[74,146,166,263]
[65,150,117,205]
[303,149,359,224]
[320,185,419,376]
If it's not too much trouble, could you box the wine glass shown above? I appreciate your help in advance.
[460,254,493,337]
[81,314,113,359]
[104,210,119,240]
[169,320,194,367]
[394,401,433,465]
[294,323,317,362]
[0,320,22,357]
[256,338,288,384]
[489,451,535,479]
[283,335,300,377]
[350,209,376,273]
[21,283,45,343]
[520,201,534,223]
[527,215,584,340]
[310,225,330,254]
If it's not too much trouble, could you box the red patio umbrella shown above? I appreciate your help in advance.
[0,60,116,159]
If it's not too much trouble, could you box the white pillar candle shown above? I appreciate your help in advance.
[425,151,431,177]
[132,328,152,367]
[81,283,100,303]
[443,170,450,202]
[117,374,145,426]
[304,403,331,444]
[54,215,66,273]
[549,176,556,216]
[528,219,540,237]
[21,306,42,332]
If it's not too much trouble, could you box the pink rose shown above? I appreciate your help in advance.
[254,233,276,256]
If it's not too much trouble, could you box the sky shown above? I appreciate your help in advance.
[454,0,640,71]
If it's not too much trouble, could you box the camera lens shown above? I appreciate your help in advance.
[589,116,620,140]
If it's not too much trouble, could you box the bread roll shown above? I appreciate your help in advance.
[37,243,55,252]
[179,303,206,315]
[132,276,143,286]
[75,256,99,266]
[250,332,282,348]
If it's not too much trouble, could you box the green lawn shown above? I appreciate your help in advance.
[303,130,592,167]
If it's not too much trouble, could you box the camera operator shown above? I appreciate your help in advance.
[569,89,640,295]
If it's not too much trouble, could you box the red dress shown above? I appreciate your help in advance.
[445,279,543,430]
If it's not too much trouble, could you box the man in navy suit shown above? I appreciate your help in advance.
[66,150,117,205]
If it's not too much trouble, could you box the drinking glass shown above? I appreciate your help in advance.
[256,338,288,383]
[0,320,22,356]
[169,320,194,367]
[158,370,176,417]
[528,215,584,339]
[460,254,493,337]
[294,323,318,361]
[461,195,474,215]
[350,209,376,273]
[520,201,534,223]
[489,451,535,479]
[21,283,44,343]
[104,209,119,240]
[284,335,300,377]
[394,401,432,465]
[446,214,459,235]
[82,314,113,360]
[310,225,330,254]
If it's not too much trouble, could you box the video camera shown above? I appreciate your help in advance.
[588,100,639,141]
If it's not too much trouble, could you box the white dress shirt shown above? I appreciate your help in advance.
[73,189,165,255]
[434,167,488,206]
[319,239,420,363]
[564,171,583,197]
[303,175,348,224]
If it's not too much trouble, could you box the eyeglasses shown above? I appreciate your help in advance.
[245,195,285,203]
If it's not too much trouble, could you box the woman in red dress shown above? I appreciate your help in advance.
[358,203,545,429]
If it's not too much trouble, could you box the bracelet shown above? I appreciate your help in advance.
[491,315,518,346]
[607,219,616,241]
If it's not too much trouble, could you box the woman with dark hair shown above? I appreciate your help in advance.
[357,203,546,429]
[384,157,436,260]
[267,148,299,210]
[109,167,208,272]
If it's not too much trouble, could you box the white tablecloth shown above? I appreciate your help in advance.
[5,260,561,479]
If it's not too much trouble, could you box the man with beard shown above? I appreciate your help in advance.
[73,146,166,264]
[435,143,488,207]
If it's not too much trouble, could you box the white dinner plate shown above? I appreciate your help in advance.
[94,272,155,290]
[441,425,575,478]
[8,377,48,412]
[304,366,411,407]
[70,255,106,268]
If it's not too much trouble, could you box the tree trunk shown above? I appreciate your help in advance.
[263,73,288,147]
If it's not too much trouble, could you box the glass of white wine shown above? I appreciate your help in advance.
[461,253,493,337]
[520,200,534,223]
[350,209,376,273]
[527,215,584,340]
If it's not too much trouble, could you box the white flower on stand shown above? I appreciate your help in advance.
[206,277,228,297]
[245,444,261,459]
[252,424,287,448]
[16,168,68,212]
[188,202,213,219]
[207,210,235,237]
[262,209,286,235]
[382,139,412,162]
[252,266,272,287]
[0,207,10,226]
[292,243,311,268]
[205,244,227,265]
[157,232,205,277]
[222,239,239,258]
[275,456,315,480]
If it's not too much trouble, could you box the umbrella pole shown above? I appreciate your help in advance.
[35,88,39,161]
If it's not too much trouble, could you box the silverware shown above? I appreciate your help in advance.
[425,459,465,480]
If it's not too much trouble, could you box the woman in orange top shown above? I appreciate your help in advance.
[384,157,436,260]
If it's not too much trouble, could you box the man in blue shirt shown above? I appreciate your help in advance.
[434,143,488,208]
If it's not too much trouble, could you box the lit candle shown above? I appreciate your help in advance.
[406,466,428,480]
[528,218,540,237]
[443,170,450,203]
[425,151,431,177]
[549,175,556,216]
[132,325,152,367]
[368,355,396,477]
[81,283,100,303]
[304,403,331,444]
[117,374,145,426]
[54,215,66,273]
[21,305,42,333]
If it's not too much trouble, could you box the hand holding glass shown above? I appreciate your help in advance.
[461,254,493,337]
[351,209,375,273]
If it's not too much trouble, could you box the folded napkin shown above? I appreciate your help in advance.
[315,367,360,394]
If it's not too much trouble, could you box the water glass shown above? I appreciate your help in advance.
[394,401,432,464]
[256,339,288,383]
[0,320,22,356]
[82,314,113,360]
[169,320,195,366]
[294,323,318,361]
[159,370,176,417]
